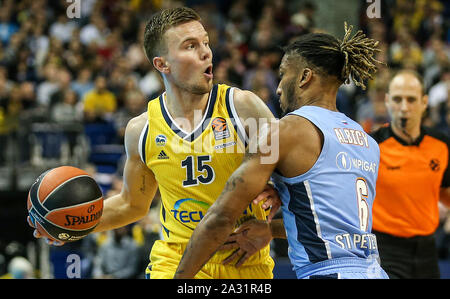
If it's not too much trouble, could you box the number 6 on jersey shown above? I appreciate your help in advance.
[356,177,369,232]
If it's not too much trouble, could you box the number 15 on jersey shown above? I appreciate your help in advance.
[181,155,216,187]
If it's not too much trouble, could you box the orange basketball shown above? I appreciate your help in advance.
[27,166,104,242]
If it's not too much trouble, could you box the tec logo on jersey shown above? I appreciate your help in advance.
[171,198,210,223]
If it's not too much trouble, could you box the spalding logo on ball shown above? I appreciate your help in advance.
[27,166,104,242]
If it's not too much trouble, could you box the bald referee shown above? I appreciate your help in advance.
[371,70,450,279]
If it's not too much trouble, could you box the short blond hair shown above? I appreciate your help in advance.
[143,7,201,60]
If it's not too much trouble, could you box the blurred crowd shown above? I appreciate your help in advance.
[0,0,448,164]
[0,0,449,278]
[357,0,450,135]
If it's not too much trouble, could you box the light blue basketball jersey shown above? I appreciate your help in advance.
[272,106,386,278]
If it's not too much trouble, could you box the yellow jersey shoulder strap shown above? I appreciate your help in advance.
[222,85,248,147]
[138,84,249,163]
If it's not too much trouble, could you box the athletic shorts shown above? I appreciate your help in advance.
[295,257,389,279]
[145,240,274,279]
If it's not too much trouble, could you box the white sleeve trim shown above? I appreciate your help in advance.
[229,87,249,144]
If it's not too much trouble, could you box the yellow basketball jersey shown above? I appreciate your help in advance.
[139,84,271,266]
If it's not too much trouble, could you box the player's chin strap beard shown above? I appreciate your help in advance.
[400,118,414,145]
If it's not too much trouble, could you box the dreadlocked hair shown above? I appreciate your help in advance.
[283,22,383,90]
[338,22,384,89]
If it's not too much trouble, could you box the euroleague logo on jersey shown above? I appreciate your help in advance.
[212,117,230,140]
[430,159,440,172]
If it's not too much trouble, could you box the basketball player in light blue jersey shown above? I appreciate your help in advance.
[174,23,388,279]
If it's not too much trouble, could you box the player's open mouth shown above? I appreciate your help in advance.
[204,65,213,79]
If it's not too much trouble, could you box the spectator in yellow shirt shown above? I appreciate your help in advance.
[83,75,117,122]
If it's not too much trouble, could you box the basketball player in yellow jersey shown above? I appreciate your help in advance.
[29,7,279,279]
[135,7,278,279]
[139,81,276,279]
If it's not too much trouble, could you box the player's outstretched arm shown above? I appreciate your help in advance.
[28,114,158,244]
[233,89,282,218]
[93,113,158,233]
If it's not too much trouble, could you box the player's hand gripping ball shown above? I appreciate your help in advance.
[27,166,104,243]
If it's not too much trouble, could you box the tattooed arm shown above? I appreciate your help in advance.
[174,122,282,279]
[93,113,158,233]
